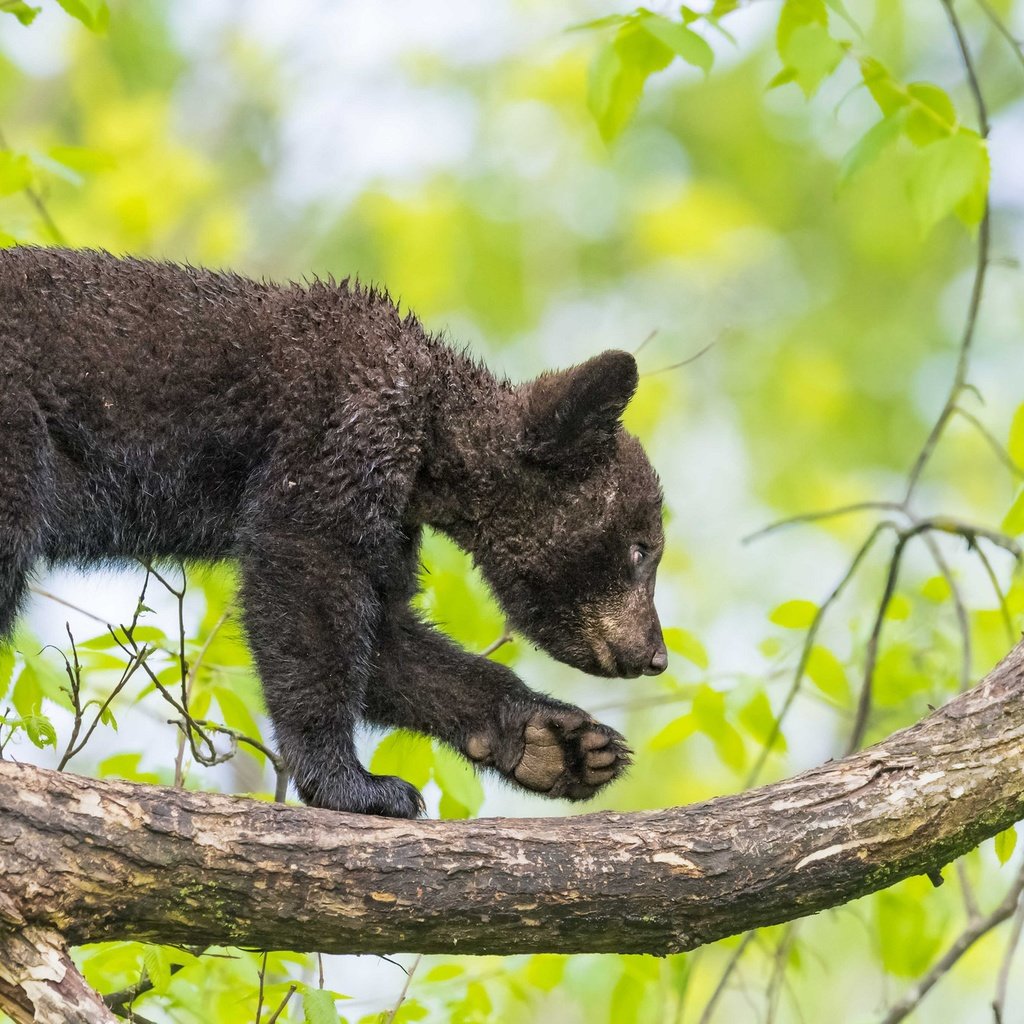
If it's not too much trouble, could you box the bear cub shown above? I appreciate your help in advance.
[0,246,667,818]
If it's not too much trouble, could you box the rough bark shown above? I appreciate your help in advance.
[0,924,116,1024]
[1,642,1024,1017]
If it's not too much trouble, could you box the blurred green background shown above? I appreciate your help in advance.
[2,0,1024,1020]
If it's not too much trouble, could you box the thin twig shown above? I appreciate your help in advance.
[975,543,1018,645]
[384,955,422,1024]
[173,606,232,787]
[479,627,513,658]
[904,0,990,502]
[743,501,906,545]
[922,534,972,692]
[993,896,1024,1023]
[847,532,908,754]
[697,931,757,1024]
[264,985,296,1024]
[642,338,719,376]
[976,0,1024,72]
[254,951,268,1024]
[765,924,796,1023]
[745,521,897,787]
[954,406,1024,478]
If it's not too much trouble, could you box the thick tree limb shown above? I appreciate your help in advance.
[0,642,1023,1003]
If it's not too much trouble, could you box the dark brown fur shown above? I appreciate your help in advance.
[0,246,666,817]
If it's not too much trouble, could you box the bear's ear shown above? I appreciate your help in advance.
[522,350,639,468]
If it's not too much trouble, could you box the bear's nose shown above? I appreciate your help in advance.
[645,642,668,676]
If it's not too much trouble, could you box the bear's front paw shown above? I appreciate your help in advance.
[297,769,426,819]
[467,706,631,801]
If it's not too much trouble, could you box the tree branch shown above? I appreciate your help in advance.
[0,640,1020,1004]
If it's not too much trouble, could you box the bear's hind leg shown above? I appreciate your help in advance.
[0,398,49,645]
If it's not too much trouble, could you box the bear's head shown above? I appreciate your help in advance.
[472,350,668,679]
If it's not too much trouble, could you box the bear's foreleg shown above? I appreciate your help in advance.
[239,530,424,818]
[364,610,632,802]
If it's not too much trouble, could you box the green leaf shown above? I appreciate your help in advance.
[637,13,713,72]
[0,0,39,24]
[0,648,14,700]
[12,663,41,718]
[434,744,483,819]
[907,131,989,233]
[303,988,342,1024]
[904,82,956,146]
[370,731,433,789]
[838,112,905,187]
[1002,488,1024,536]
[143,946,171,993]
[80,625,166,650]
[769,599,818,629]
[587,22,674,143]
[995,825,1018,865]
[522,954,567,991]
[53,0,109,31]
[876,880,947,977]
[649,712,696,751]
[425,964,464,982]
[921,576,951,603]
[98,752,162,784]
[22,712,56,749]
[777,0,828,53]
[663,627,708,669]
[738,691,786,751]
[859,57,908,115]
[805,646,850,704]
[0,152,32,198]
[692,685,745,770]
[1009,403,1024,469]
[778,21,844,98]
[884,593,911,621]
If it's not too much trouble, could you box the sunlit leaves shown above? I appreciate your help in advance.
[0,648,13,700]
[434,745,485,819]
[805,645,850,704]
[1009,403,1024,468]
[0,1,39,25]
[1002,488,1024,535]
[303,987,347,1024]
[54,0,109,31]
[772,0,845,98]
[907,131,989,232]
[921,575,951,603]
[876,879,949,977]
[369,731,484,818]
[769,599,818,628]
[582,10,713,142]
[844,57,989,231]
[663,626,708,669]
[995,825,1018,865]
[0,152,32,198]
[738,691,786,752]
[838,112,904,187]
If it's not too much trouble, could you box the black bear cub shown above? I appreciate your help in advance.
[0,246,667,818]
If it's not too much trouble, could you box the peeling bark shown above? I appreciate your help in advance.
[0,926,116,1024]
[0,643,1023,1016]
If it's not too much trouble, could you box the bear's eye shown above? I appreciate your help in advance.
[630,543,648,570]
